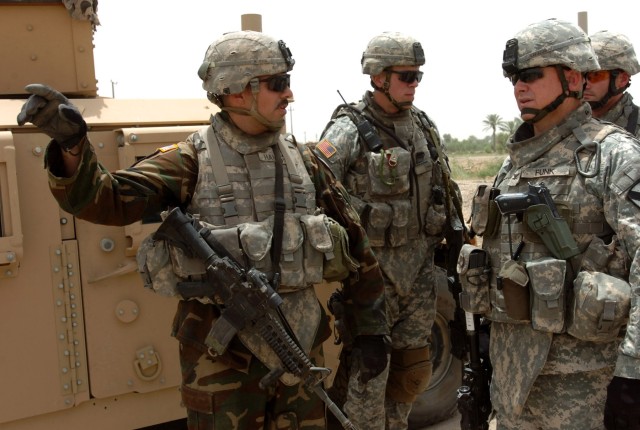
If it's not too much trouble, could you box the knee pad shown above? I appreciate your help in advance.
[271,411,299,430]
[386,345,433,403]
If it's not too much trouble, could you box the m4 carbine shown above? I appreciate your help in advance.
[154,207,358,430]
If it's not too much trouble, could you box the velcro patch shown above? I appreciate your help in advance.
[628,179,640,209]
[316,139,337,159]
[158,144,179,153]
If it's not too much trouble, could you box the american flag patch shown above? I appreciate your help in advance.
[316,139,337,159]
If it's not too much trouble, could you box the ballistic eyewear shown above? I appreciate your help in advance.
[390,70,424,83]
[509,67,544,85]
[259,74,291,92]
[585,70,610,84]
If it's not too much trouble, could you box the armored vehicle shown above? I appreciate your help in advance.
[0,2,460,428]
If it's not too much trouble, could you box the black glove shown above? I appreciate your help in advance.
[352,335,390,384]
[17,83,87,151]
[604,376,640,430]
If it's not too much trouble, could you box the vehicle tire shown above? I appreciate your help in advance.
[408,267,461,428]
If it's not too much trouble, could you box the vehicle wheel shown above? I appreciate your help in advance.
[408,267,461,428]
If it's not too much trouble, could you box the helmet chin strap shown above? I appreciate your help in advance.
[220,79,285,132]
[371,71,413,110]
[588,71,629,110]
[522,65,581,123]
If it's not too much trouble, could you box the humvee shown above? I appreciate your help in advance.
[0,2,460,428]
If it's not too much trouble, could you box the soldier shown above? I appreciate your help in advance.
[16,30,388,430]
[583,30,640,137]
[314,32,463,430]
[464,18,640,429]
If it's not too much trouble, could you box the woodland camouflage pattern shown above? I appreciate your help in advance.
[480,103,640,429]
[44,113,387,428]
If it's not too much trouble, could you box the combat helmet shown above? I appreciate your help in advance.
[590,30,640,75]
[502,18,599,123]
[361,32,425,109]
[361,32,425,76]
[198,30,294,96]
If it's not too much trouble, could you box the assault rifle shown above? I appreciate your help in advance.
[154,207,357,430]
[445,223,492,430]
[494,182,580,260]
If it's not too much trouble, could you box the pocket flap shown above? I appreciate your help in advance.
[368,202,393,229]
[499,260,529,287]
[239,218,273,261]
[301,214,333,253]
[526,257,566,300]
[390,200,411,228]
[281,213,304,254]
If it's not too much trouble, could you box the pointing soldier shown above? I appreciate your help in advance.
[17,30,388,430]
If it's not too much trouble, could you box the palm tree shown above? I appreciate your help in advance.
[498,116,523,136]
[483,114,505,152]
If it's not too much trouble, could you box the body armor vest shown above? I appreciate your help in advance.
[340,101,444,248]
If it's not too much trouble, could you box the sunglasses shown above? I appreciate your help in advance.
[509,67,544,85]
[585,70,610,83]
[259,74,291,92]
[389,70,424,83]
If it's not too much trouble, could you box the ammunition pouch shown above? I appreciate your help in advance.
[470,184,501,238]
[366,147,412,196]
[361,200,414,248]
[386,346,433,403]
[497,260,530,321]
[526,257,566,333]
[524,204,580,260]
[567,271,630,342]
[457,244,491,314]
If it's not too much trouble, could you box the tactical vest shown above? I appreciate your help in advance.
[188,126,317,226]
[483,124,623,325]
[338,102,446,249]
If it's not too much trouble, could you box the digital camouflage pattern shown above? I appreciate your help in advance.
[504,18,599,74]
[317,87,457,430]
[590,30,640,75]
[199,31,294,96]
[480,103,640,428]
[361,32,425,76]
[62,0,100,28]
[595,92,640,138]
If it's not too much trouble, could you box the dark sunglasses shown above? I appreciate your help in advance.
[259,74,291,92]
[585,70,610,83]
[389,70,424,83]
[509,67,544,85]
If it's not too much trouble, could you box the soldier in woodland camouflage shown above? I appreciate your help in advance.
[16,30,388,430]
[583,30,640,137]
[464,18,640,429]
[315,32,462,430]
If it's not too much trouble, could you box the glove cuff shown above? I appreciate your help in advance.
[57,134,87,155]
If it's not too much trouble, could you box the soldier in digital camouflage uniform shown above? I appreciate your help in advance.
[16,30,389,430]
[583,30,640,138]
[314,32,463,430]
[463,18,640,429]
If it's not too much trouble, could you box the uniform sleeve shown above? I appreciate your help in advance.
[300,144,387,336]
[600,135,640,379]
[312,115,361,183]
[45,137,199,226]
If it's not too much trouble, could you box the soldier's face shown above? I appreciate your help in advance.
[385,66,420,105]
[256,73,293,123]
[583,70,611,103]
[513,66,565,121]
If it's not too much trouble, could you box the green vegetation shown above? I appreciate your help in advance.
[448,155,505,180]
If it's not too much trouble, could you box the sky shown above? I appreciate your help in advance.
[91,1,640,142]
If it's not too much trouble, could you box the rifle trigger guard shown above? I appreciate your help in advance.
[574,141,601,178]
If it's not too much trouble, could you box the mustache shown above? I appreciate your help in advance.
[279,99,289,109]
